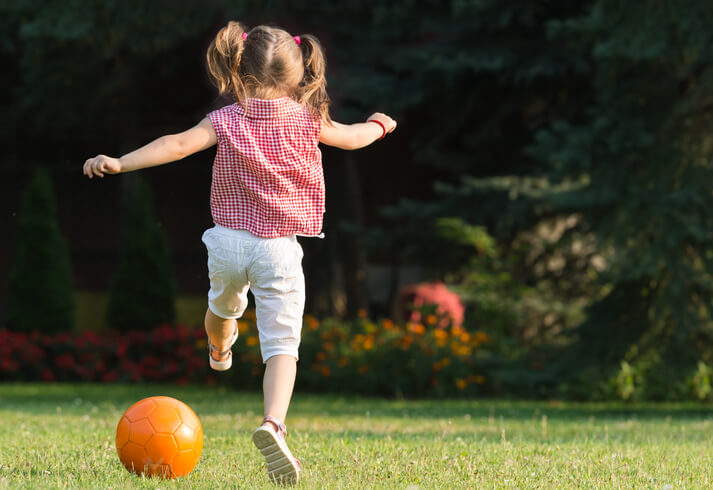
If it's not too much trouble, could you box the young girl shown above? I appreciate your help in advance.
[83,21,396,484]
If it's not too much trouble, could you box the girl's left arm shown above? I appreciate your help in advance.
[83,118,217,178]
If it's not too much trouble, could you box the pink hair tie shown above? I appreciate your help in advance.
[293,35,301,45]
[242,32,248,40]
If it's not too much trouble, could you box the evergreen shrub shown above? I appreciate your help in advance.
[6,168,74,333]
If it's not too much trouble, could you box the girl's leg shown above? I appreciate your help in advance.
[263,354,297,423]
[204,308,237,361]
[254,354,301,484]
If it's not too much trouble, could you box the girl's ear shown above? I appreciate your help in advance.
[299,34,332,125]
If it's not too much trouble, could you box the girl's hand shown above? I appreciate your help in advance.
[83,155,122,179]
[367,112,397,134]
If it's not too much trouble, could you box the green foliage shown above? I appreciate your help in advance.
[690,362,713,401]
[5,168,74,333]
[1,0,217,140]
[358,0,713,398]
[612,361,642,401]
[528,0,713,389]
[107,178,176,331]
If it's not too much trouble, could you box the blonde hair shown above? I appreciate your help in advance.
[206,21,331,124]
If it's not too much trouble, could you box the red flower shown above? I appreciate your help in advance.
[176,325,190,341]
[20,344,44,363]
[1,358,19,372]
[153,324,176,342]
[116,341,129,358]
[75,366,91,380]
[41,369,55,382]
[54,353,75,371]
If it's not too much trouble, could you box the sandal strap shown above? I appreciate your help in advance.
[209,342,233,357]
[262,415,287,437]
[208,322,239,358]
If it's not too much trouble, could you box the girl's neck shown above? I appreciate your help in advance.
[247,87,291,101]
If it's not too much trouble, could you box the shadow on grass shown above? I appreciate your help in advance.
[1,383,712,421]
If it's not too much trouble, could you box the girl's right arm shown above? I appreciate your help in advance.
[83,118,217,178]
[319,112,397,150]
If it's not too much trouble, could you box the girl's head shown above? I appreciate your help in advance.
[207,21,331,123]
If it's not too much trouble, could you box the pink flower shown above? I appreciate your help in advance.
[396,281,465,328]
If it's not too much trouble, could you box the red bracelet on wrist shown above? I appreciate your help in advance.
[367,119,387,140]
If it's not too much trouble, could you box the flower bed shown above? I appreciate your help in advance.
[0,325,213,385]
[0,312,491,397]
[298,314,490,397]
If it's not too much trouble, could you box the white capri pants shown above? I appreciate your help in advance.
[202,225,305,362]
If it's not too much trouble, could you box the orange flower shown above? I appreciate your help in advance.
[358,365,369,375]
[243,309,257,322]
[474,331,490,343]
[455,378,467,390]
[363,336,374,350]
[323,342,335,351]
[246,336,259,346]
[401,335,414,349]
[451,342,472,357]
[468,374,486,384]
[320,366,331,377]
[460,332,471,343]
[382,319,395,330]
[305,315,320,330]
[408,323,426,335]
[237,321,251,334]
[357,308,368,319]
[425,314,438,325]
[434,329,448,347]
[338,358,350,367]
[316,352,327,361]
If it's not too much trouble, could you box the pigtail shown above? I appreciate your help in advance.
[206,21,249,103]
[297,34,332,125]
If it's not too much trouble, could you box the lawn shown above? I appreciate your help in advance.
[0,384,711,489]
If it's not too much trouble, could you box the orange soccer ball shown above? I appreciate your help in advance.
[116,396,203,479]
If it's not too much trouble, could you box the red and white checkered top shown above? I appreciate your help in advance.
[207,97,324,238]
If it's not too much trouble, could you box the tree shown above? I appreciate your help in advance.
[107,178,176,331]
[403,1,713,397]
[6,168,74,332]
[526,0,713,397]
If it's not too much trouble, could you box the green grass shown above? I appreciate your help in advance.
[0,384,712,489]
